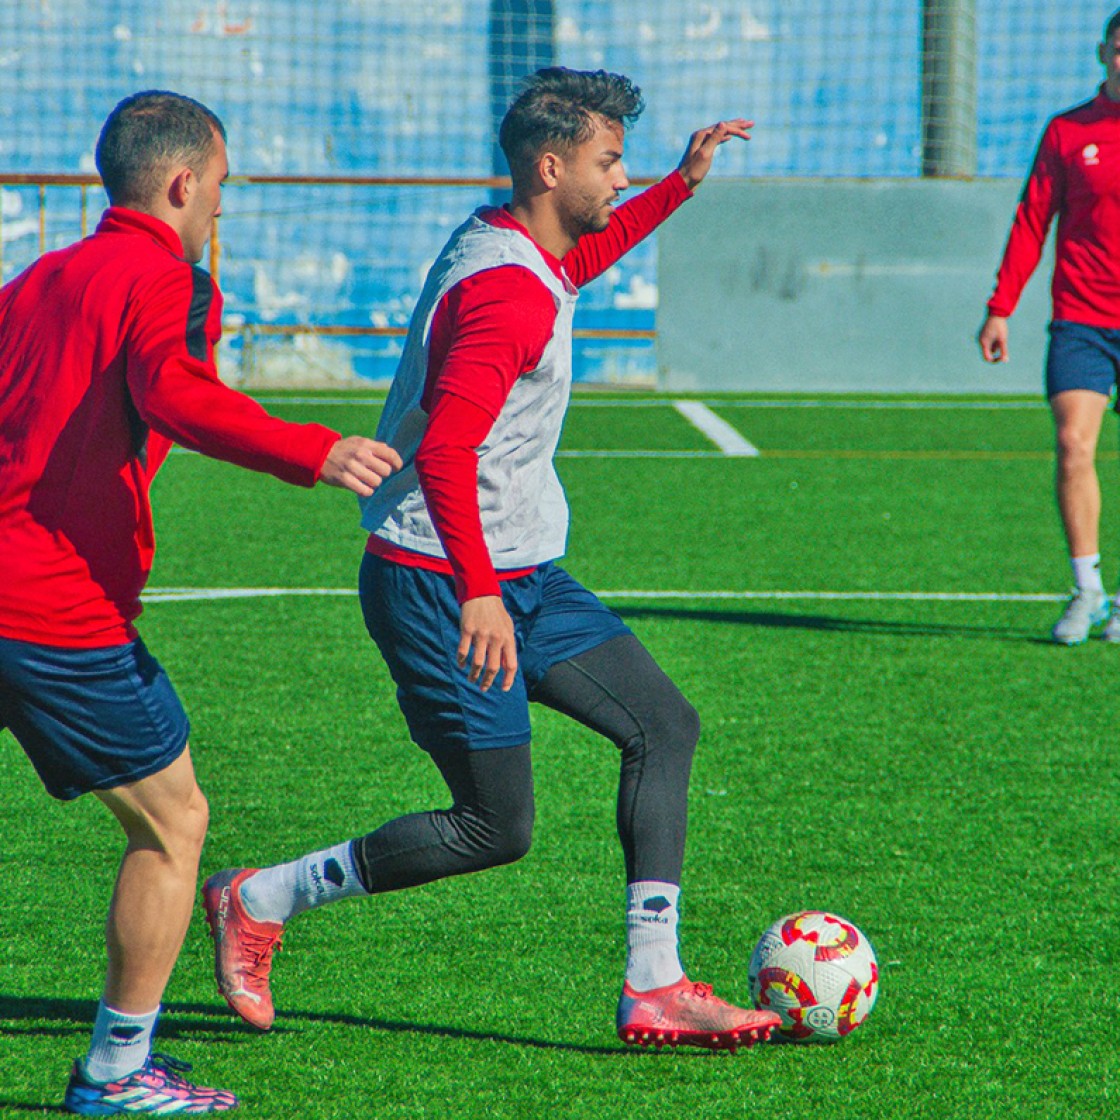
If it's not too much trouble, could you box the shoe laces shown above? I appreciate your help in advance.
[240,924,283,978]
[689,982,714,1000]
[146,1053,194,1086]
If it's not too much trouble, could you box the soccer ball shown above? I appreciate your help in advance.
[748,910,879,1042]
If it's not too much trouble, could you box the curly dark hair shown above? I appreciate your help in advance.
[96,90,226,208]
[498,67,644,186]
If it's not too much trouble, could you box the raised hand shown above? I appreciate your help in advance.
[677,119,754,190]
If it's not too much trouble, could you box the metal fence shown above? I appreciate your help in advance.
[1,1,1113,383]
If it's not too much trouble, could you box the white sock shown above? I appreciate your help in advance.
[239,840,368,925]
[1071,554,1105,594]
[84,1001,158,1082]
[625,881,685,992]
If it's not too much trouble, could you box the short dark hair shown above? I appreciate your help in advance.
[498,67,644,186]
[95,90,226,208]
[1106,8,1120,41]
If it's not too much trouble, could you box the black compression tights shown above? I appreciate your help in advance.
[352,634,699,893]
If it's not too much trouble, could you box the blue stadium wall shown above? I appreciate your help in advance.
[0,1,1110,385]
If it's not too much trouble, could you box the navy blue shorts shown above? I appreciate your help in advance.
[1046,320,1120,398]
[0,635,190,801]
[359,556,631,753]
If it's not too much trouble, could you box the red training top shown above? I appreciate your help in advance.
[0,207,340,647]
[988,86,1120,326]
[366,170,692,601]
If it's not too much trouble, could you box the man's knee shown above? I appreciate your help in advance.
[135,784,209,860]
[98,765,209,860]
[623,688,700,767]
[1056,425,1099,473]
[673,695,701,754]
[458,797,534,869]
[176,785,210,852]
[492,798,534,865]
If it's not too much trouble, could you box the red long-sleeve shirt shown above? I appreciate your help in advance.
[988,86,1120,325]
[0,207,340,647]
[367,170,692,600]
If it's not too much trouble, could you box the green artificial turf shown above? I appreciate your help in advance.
[1,392,1117,1118]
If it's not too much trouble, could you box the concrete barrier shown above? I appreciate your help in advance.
[657,179,1055,394]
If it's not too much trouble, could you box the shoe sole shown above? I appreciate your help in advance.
[618,1023,775,1053]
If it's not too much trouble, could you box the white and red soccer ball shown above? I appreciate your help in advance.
[748,910,879,1042]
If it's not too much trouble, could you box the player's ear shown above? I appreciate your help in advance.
[537,150,563,190]
[167,165,193,209]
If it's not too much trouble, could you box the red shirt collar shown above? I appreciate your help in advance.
[478,206,566,281]
[95,207,187,258]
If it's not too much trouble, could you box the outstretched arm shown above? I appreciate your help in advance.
[128,267,401,492]
[565,117,754,287]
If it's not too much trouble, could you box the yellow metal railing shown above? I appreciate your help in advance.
[0,174,658,353]
[0,174,97,270]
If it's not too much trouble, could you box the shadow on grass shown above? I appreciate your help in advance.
[614,605,1048,643]
[0,993,649,1059]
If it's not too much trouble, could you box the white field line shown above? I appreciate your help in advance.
[556,450,727,459]
[672,400,759,457]
[711,399,1046,410]
[167,396,1044,462]
[250,396,1047,411]
[166,448,731,460]
[171,446,1053,461]
[142,587,1067,605]
[144,587,355,602]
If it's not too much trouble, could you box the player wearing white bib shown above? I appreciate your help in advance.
[204,68,779,1052]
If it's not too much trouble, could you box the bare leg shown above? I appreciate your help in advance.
[94,746,209,1013]
[1051,389,1110,558]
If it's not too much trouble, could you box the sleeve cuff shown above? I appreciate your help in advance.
[455,571,502,603]
[670,169,695,199]
[309,428,342,485]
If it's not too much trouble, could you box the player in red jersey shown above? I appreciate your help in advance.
[980,8,1120,644]
[0,91,400,1114]
[205,68,780,1053]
